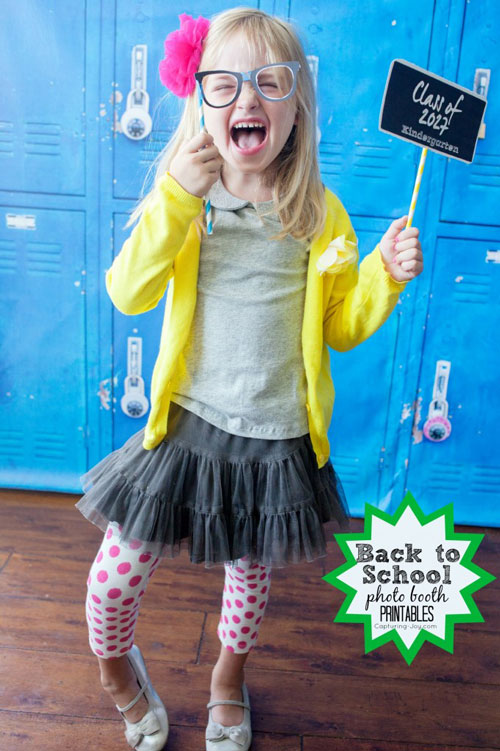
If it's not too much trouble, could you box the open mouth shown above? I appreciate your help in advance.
[230,125,268,153]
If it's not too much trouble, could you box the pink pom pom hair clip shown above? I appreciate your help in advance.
[159,13,213,234]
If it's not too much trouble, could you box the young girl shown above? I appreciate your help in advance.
[75,7,423,751]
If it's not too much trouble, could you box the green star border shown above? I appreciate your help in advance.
[322,490,497,665]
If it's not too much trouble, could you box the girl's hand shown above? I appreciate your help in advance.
[379,215,424,283]
[169,131,224,198]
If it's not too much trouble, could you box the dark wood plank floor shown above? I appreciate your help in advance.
[0,488,499,750]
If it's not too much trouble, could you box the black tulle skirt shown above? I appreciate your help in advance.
[75,400,351,569]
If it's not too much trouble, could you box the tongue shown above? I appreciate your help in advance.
[235,128,264,149]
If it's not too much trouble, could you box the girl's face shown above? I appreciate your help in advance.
[200,32,298,186]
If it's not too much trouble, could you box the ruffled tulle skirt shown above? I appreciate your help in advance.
[75,400,351,569]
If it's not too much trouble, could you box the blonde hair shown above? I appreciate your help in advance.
[125,6,327,244]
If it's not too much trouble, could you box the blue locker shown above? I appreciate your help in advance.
[1,1,498,528]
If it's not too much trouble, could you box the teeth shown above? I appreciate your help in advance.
[232,122,266,129]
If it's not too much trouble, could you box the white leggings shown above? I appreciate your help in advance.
[85,523,272,657]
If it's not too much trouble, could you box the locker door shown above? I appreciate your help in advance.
[441,0,499,225]
[0,0,90,491]
[289,0,434,516]
[403,237,500,526]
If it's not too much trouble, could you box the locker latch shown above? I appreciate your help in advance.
[423,360,452,442]
[120,337,149,418]
[121,44,153,140]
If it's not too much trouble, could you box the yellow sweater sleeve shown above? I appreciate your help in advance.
[105,172,203,315]
[323,199,408,352]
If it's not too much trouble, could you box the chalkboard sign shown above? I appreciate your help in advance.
[379,59,487,163]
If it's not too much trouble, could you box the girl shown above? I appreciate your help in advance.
[75,7,423,751]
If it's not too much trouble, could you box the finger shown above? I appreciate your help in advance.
[397,227,420,241]
[394,238,419,252]
[186,131,214,153]
[385,215,409,240]
[196,146,220,163]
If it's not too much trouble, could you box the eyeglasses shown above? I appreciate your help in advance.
[194,61,301,108]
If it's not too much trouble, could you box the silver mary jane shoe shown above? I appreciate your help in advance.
[115,644,169,751]
[205,681,252,751]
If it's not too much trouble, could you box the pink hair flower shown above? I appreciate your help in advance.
[159,13,210,97]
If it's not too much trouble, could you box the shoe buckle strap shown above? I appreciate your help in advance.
[116,682,147,714]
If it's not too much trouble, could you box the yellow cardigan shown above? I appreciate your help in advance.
[106,172,408,469]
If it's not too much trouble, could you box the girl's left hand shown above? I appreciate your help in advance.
[379,215,424,283]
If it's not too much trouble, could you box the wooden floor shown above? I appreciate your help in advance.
[0,488,499,751]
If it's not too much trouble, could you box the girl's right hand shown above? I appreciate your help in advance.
[169,132,224,198]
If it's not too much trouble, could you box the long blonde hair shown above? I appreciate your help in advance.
[125,6,327,245]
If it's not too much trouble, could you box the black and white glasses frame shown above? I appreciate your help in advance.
[194,61,301,108]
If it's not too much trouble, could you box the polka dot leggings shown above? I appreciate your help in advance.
[85,523,272,658]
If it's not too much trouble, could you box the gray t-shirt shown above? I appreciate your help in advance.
[171,177,310,438]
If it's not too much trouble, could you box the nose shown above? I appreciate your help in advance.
[236,80,260,107]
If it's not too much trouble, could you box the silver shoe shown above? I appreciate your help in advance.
[115,644,169,751]
[205,682,252,750]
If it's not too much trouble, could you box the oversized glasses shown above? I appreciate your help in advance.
[194,61,301,108]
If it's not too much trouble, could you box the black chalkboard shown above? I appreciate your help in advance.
[379,59,487,163]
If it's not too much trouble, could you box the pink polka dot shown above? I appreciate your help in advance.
[91,594,101,604]
[229,630,237,638]
[109,545,120,558]
[107,625,117,631]
[93,628,103,635]
[251,632,257,639]
[235,566,244,573]
[259,601,266,609]
[234,576,244,582]
[244,611,254,619]
[129,576,142,587]
[120,636,129,642]
[241,627,250,634]
[106,617,117,622]
[247,574,257,580]
[95,638,103,644]
[119,647,129,653]
[120,626,129,633]
[232,615,241,624]
[248,583,258,589]
[108,588,122,599]
[236,586,245,594]
[93,607,102,614]
[107,645,117,651]
[237,641,247,649]
[122,610,131,615]
[105,607,118,613]
[139,553,152,563]
[226,645,234,652]
[108,635,118,641]
[96,551,103,563]
[97,570,108,583]
[224,585,227,593]
[106,528,113,539]
[222,630,226,638]
[122,597,134,606]
[117,562,131,575]
[251,564,259,569]
[95,649,104,655]
[228,585,234,593]
[261,586,268,594]
[87,575,91,586]
[235,599,243,608]
[255,616,262,624]
[129,539,142,550]
[260,573,266,580]
[120,617,129,623]
[118,524,123,532]
[224,615,228,624]
[94,618,102,624]
[225,599,231,608]
[247,595,257,603]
